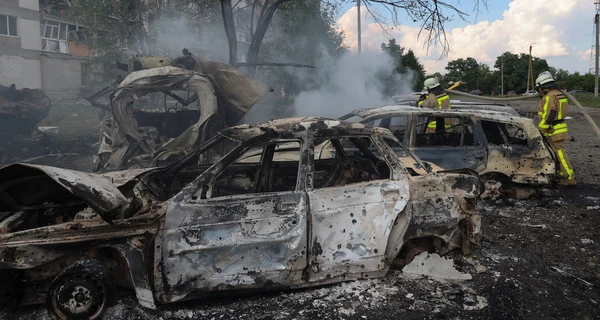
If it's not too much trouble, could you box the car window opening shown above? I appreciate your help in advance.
[313,137,391,189]
[210,141,302,198]
[130,90,201,143]
[415,116,477,147]
[481,120,528,146]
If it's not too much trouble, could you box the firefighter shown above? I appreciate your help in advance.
[419,77,451,109]
[535,71,576,186]
[420,77,451,132]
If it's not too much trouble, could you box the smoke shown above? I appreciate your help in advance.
[150,15,230,61]
[292,51,416,118]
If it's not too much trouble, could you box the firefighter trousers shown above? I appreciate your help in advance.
[547,138,576,185]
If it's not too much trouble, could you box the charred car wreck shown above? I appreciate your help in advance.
[341,106,557,197]
[0,118,481,319]
[94,55,271,172]
[0,84,51,138]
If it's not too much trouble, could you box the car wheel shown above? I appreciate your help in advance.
[47,259,114,320]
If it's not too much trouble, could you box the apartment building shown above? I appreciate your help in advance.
[0,0,93,100]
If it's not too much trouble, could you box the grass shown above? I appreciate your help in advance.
[568,94,600,107]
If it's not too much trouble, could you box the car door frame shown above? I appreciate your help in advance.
[157,133,312,303]
[407,111,488,171]
[303,131,411,284]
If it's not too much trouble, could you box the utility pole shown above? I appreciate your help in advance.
[501,57,504,96]
[357,0,361,54]
[527,43,535,93]
[594,10,600,98]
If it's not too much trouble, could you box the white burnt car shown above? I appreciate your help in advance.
[0,118,481,319]
[340,105,558,197]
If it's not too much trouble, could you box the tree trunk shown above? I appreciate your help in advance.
[245,0,293,76]
[221,0,238,66]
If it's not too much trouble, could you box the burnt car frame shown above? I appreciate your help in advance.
[95,62,270,172]
[340,105,557,188]
[0,118,481,319]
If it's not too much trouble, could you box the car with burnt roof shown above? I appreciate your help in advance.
[0,118,481,319]
[340,105,557,195]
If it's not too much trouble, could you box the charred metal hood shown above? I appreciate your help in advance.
[0,163,131,221]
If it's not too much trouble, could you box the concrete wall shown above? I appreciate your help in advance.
[0,2,42,89]
[0,55,24,87]
[18,0,39,11]
[19,18,41,50]
[40,54,88,99]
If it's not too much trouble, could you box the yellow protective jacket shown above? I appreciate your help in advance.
[419,92,451,130]
[419,92,451,109]
[537,88,568,140]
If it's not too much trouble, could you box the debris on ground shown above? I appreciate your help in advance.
[401,252,473,283]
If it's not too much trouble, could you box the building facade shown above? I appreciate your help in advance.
[0,0,93,100]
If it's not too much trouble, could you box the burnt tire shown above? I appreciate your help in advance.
[47,259,114,320]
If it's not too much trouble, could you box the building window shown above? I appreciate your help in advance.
[0,14,18,36]
[41,20,69,54]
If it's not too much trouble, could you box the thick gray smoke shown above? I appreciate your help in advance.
[150,14,230,61]
[292,51,415,119]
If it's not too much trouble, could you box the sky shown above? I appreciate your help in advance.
[336,0,596,75]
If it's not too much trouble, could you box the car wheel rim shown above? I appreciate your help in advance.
[52,274,107,320]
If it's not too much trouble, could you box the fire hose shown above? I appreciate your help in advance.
[445,89,600,138]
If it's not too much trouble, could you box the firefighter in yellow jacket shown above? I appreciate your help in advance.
[419,77,451,109]
[535,71,576,186]
[419,77,451,132]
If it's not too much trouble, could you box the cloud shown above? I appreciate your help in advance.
[336,0,592,74]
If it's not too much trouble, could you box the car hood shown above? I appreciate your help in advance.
[0,163,152,222]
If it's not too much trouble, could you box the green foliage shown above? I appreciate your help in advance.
[558,72,594,92]
[258,1,348,98]
[493,51,549,93]
[568,93,600,107]
[70,0,148,57]
[380,39,426,92]
[444,57,479,88]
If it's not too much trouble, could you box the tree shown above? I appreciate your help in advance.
[561,72,594,92]
[445,57,480,90]
[402,49,426,91]
[362,0,488,56]
[221,0,297,71]
[549,67,570,82]
[494,52,549,93]
[70,0,222,82]
[258,1,347,97]
[381,39,426,92]
[221,0,489,74]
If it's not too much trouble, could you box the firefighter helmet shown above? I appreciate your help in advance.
[535,71,555,87]
[423,77,440,91]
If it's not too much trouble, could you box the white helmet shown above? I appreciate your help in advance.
[423,77,440,91]
[535,71,555,87]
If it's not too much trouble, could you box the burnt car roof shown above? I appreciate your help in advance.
[347,105,523,121]
[219,117,373,141]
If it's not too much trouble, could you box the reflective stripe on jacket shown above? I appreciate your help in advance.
[537,89,568,137]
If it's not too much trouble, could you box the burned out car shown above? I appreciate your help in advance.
[95,61,270,172]
[0,118,481,319]
[340,106,557,195]
[0,84,51,137]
